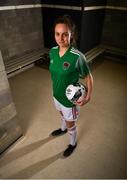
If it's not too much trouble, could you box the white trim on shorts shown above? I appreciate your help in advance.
[53,97,80,121]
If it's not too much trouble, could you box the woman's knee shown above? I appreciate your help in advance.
[65,120,75,128]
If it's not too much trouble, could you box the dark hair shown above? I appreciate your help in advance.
[54,15,78,47]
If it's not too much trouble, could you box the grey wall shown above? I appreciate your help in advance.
[101,0,127,50]
[0,51,22,154]
[0,0,127,65]
[0,0,41,6]
[0,1,44,67]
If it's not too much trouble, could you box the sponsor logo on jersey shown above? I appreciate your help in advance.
[63,62,70,70]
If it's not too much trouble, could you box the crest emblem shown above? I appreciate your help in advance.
[63,62,70,70]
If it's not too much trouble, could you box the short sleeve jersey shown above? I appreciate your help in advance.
[49,46,90,107]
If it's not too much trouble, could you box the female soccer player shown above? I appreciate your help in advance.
[49,15,93,157]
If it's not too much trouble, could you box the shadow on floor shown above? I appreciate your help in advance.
[7,151,63,179]
[0,135,57,168]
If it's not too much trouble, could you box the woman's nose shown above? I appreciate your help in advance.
[59,35,63,40]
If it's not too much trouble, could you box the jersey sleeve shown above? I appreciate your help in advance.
[49,46,58,61]
[76,53,90,78]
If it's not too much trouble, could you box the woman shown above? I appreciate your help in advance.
[49,15,93,157]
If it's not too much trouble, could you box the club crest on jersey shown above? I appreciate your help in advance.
[63,62,70,70]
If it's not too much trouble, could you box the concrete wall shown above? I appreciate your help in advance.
[0,0,44,68]
[0,0,127,65]
[0,51,22,154]
[0,0,41,6]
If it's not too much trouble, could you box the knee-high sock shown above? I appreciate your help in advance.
[61,118,67,131]
[68,125,77,146]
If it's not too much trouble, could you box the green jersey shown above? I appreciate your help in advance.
[49,46,90,107]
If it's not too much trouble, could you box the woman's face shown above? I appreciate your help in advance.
[55,23,71,48]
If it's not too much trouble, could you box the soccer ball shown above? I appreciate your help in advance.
[66,82,86,103]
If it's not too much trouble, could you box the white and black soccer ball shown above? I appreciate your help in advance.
[66,82,87,103]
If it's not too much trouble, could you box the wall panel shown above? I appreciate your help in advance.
[0,0,41,6]
[101,0,127,51]
[83,0,107,6]
[41,0,83,6]
[80,10,105,53]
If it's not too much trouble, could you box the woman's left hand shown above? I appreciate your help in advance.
[76,95,90,106]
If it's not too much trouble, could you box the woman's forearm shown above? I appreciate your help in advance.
[85,73,93,101]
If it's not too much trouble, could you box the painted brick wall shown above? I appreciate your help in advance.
[0,0,41,6]
[0,2,44,63]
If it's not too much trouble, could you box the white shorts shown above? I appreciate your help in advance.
[53,97,80,121]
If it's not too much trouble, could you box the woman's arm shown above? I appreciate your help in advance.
[77,73,93,106]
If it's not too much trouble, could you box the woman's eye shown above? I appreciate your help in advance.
[55,33,59,36]
[63,33,69,37]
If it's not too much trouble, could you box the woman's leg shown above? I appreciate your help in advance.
[66,121,77,146]
[59,111,67,131]
[51,97,67,136]
[63,120,77,157]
